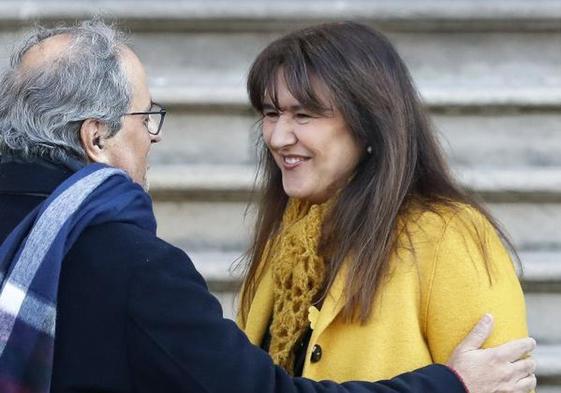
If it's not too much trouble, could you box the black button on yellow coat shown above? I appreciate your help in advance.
[310,344,322,363]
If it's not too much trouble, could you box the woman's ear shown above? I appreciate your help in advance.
[80,119,109,164]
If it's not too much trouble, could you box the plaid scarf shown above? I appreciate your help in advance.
[0,163,157,393]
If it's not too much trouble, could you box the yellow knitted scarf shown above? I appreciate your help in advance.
[266,198,330,374]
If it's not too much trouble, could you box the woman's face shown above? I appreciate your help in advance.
[262,74,363,204]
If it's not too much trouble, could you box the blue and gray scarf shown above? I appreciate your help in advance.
[0,163,157,393]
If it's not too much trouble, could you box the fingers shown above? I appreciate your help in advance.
[455,313,494,352]
[514,374,537,392]
[511,357,537,378]
[491,337,537,363]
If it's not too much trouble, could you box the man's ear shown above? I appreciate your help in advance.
[80,119,110,164]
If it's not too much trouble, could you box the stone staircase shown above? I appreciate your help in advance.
[0,0,560,390]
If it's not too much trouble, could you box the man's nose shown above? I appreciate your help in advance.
[268,116,297,150]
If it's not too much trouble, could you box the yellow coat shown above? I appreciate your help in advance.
[238,204,529,382]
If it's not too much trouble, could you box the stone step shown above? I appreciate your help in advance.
[153,183,561,253]
[521,251,561,290]
[528,291,561,344]
[133,24,561,97]
[157,200,561,251]
[149,165,561,251]
[149,107,561,169]
[536,345,561,388]
[114,18,561,102]
[148,85,561,111]
[0,0,560,31]
[435,111,561,169]
[539,388,561,393]
[457,168,561,202]
[2,29,560,98]
[148,165,561,202]
[146,82,561,114]
[520,251,561,344]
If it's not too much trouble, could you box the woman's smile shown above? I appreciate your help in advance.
[280,154,311,169]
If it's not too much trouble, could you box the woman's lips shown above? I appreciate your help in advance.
[281,155,311,169]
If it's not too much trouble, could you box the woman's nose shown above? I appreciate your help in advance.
[268,116,297,150]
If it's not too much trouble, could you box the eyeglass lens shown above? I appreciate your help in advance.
[148,104,164,135]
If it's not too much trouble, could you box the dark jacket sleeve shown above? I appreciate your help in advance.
[126,244,466,393]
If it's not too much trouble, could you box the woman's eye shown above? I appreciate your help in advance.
[295,113,313,123]
[263,111,279,119]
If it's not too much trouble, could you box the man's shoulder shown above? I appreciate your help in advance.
[67,221,190,271]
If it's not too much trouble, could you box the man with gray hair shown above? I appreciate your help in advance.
[0,20,536,393]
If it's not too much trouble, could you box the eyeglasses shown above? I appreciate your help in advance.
[124,102,166,135]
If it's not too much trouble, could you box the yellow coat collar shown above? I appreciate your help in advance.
[307,264,348,345]
[243,262,348,346]
[242,261,274,345]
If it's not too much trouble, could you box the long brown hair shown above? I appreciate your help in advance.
[239,21,517,324]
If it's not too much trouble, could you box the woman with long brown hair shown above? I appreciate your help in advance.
[237,22,529,383]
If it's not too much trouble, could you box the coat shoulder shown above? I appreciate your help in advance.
[68,221,187,270]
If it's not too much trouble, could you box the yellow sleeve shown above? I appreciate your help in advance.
[424,208,529,364]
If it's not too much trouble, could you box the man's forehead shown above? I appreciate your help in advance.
[119,45,152,109]
[19,33,73,72]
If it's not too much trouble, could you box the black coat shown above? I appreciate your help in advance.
[0,158,466,393]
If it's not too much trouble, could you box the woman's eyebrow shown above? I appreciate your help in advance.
[263,103,310,112]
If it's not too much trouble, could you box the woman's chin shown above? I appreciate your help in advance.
[284,188,330,205]
[283,186,312,201]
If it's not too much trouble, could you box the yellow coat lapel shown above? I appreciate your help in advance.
[308,264,348,343]
[240,261,349,349]
[241,262,274,345]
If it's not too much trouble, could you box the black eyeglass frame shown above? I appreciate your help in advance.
[124,103,167,135]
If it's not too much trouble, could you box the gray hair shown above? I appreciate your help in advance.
[0,20,131,163]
